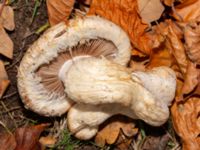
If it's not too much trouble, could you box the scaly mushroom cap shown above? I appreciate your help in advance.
[65,57,176,140]
[17,16,131,116]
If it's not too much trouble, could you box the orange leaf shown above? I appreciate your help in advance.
[137,0,165,24]
[0,4,15,31]
[172,0,200,22]
[87,0,153,55]
[184,23,200,64]
[46,0,75,26]
[95,115,137,147]
[0,60,9,98]
[171,98,200,150]
[0,25,13,59]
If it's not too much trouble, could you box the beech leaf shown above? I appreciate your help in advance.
[137,0,165,24]
[46,0,75,26]
[95,115,138,147]
[0,3,15,31]
[0,25,13,59]
[171,98,200,150]
[88,0,153,55]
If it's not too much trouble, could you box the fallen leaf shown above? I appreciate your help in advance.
[46,0,75,26]
[162,0,174,6]
[0,25,13,59]
[39,136,57,148]
[0,60,10,98]
[181,61,199,96]
[137,0,165,24]
[172,0,200,22]
[15,123,50,150]
[141,134,170,150]
[88,0,153,55]
[0,133,16,150]
[165,24,188,74]
[0,3,15,31]
[184,23,200,64]
[95,115,138,147]
[171,98,200,150]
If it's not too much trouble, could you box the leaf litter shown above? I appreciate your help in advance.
[1,0,200,149]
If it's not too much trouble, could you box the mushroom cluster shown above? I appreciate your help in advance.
[17,16,176,140]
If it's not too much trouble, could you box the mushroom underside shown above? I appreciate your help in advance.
[36,38,118,96]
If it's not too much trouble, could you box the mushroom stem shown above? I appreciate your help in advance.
[64,57,176,140]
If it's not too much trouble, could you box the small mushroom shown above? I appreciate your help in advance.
[17,16,131,116]
[63,57,176,140]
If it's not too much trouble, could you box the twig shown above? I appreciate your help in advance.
[0,120,12,134]
[1,91,17,99]
[0,106,21,114]
[0,101,17,128]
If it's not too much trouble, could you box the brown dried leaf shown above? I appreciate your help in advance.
[0,4,15,31]
[95,115,137,147]
[15,123,49,150]
[46,0,75,26]
[181,62,200,96]
[137,0,165,24]
[147,44,174,69]
[184,23,200,64]
[171,98,200,150]
[0,60,9,98]
[172,0,200,22]
[0,25,13,59]
[88,0,153,55]
[141,134,170,150]
[39,136,57,148]
[0,133,16,150]
[165,24,188,74]
[162,0,174,6]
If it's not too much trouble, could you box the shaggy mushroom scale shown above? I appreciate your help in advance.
[17,16,131,116]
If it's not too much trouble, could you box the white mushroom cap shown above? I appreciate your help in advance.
[17,16,131,116]
[64,57,176,140]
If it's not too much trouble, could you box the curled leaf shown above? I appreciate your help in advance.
[137,0,165,24]
[46,0,75,26]
[171,98,200,150]
[88,0,153,55]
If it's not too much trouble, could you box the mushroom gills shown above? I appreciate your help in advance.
[36,38,118,96]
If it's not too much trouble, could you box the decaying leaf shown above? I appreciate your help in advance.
[184,23,200,64]
[0,60,10,98]
[46,0,75,26]
[0,3,15,31]
[0,133,16,150]
[137,0,165,24]
[88,0,153,55]
[0,124,49,150]
[171,98,200,150]
[15,123,49,150]
[172,0,200,22]
[95,115,138,147]
[162,0,174,6]
[0,25,13,59]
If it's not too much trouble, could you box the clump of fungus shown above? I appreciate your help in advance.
[17,16,176,140]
